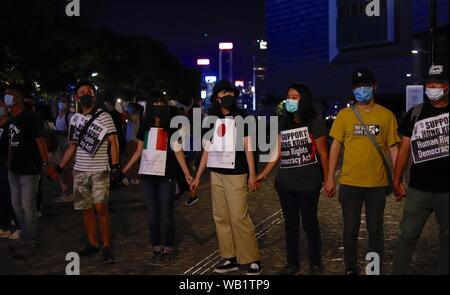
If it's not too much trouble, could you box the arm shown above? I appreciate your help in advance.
[325,139,342,198]
[393,136,411,201]
[107,134,120,166]
[175,150,193,184]
[35,137,49,163]
[256,136,281,183]
[389,144,399,168]
[59,142,77,169]
[244,136,257,192]
[190,150,209,192]
[122,140,144,174]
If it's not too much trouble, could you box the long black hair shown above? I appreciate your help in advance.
[286,83,318,127]
[144,92,171,130]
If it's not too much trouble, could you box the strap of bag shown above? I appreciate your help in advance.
[78,107,104,144]
[351,105,392,190]
[410,102,424,125]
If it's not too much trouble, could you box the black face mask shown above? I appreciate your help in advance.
[220,95,235,109]
[150,105,169,126]
[80,95,94,108]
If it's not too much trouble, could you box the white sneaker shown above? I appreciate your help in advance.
[9,230,21,240]
[0,229,11,238]
[54,195,74,203]
[122,178,129,186]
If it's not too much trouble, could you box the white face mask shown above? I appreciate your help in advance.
[425,88,445,101]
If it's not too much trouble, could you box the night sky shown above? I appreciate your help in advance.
[93,0,265,83]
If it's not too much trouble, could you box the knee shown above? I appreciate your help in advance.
[94,204,109,217]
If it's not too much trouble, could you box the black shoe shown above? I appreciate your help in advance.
[184,196,199,207]
[102,247,117,264]
[159,251,174,266]
[78,244,100,257]
[214,257,240,274]
[309,264,323,275]
[345,268,359,275]
[279,264,300,275]
[246,261,263,275]
[147,251,163,266]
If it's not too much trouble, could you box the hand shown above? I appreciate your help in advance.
[393,181,406,202]
[190,177,200,192]
[248,175,258,192]
[110,164,125,186]
[324,178,336,199]
[45,165,60,182]
[185,173,194,185]
[256,173,267,184]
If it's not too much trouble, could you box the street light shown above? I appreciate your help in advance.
[219,42,233,50]
[406,73,413,77]
[91,72,98,77]
[197,59,210,66]
[411,49,430,55]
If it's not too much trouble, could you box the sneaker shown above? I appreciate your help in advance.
[122,178,129,186]
[0,229,11,238]
[279,264,300,275]
[184,196,199,207]
[159,251,174,266]
[102,247,117,264]
[54,194,74,203]
[147,251,163,266]
[345,268,359,275]
[9,229,21,240]
[246,261,263,275]
[78,244,100,257]
[214,257,240,274]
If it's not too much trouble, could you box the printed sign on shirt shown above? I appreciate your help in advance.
[139,128,168,176]
[411,113,449,164]
[68,113,108,156]
[280,127,317,169]
[207,118,236,169]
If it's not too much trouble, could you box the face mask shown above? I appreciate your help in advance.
[353,87,373,104]
[79,95,94,108]
[151,105,169,125]
[58,102,67,111]
[285,99,299,113]
[425,88,445,101]
[4,94,14,108]
[0,106,5,117]
[220,95,235,109]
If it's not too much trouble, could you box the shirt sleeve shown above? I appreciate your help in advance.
[101,112,117,135]
[386,110,401,147]
[398,108,414,139]
[30,113,45,139]
[329,110,346,143]
[136,123,147,142]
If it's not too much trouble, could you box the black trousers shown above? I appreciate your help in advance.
[0,158,18,230]
[275,182,322,267]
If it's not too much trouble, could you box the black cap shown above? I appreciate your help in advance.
[425,64,449,83]
[212,80,240,98]
[352,68,376,85]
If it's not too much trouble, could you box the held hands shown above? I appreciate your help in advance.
[393,180,406,202]
[184,173,194,186]
[324,178,336,199]
[190,177,200,192]
[248,175,258,192]
[45,164,60,182]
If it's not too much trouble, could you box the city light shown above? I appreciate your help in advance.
[205,76,217,84]
[117,98,122,103]
[201,90,207,99]
[411,50,419,54]
[259,40,268,50]
[197,59,210,66]
[219,42,234,50]
[406,73,412,77]
[235,80,244,87]
[91,72,98,77]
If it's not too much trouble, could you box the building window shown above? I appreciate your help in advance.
[329,0,395,61]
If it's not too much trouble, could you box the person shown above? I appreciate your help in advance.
[325,69,400,275]
[190,80,262,275]
[105,98,125,155]
[4,83,58,259]
[54,95,74,203]
[124,102,141,184]
[56,80,121,264]
[392,64,449,275]
[0,96,19,239]
[122,93,193,265]
[256,83,330,275]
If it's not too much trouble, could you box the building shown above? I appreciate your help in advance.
[265,0,449,116]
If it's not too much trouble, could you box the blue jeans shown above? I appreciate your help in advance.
[141,178,176,247]
[8,171,40,241]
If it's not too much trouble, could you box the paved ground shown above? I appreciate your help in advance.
[0,172,441,275]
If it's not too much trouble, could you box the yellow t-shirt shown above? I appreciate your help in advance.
[330,104,400,187]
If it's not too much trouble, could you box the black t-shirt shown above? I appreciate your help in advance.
[8,109,45,174]
[398,101,449,193]
[136,120,178,181]
[207,108,250,175]
[275,115,327,191]
[0,121,9,160]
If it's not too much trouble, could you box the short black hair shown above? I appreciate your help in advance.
[5,83,26,96]
[74,80,96,95]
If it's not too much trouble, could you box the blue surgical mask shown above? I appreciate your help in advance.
[58,102,67,111]
[353,87,373,104]
[4,94,15,108]
[285,99,299,113]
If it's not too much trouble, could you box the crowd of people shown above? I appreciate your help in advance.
[0,64,448,275]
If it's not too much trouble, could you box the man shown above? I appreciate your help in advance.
[326,69,400,275]
[4,83,57,259]
[104,98,124,153]
[54,95,74,203]
[190,81,262,275]
[56,80,121,264]
[393,64,449,275]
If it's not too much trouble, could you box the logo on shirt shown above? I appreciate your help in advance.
[8,124,20,147]
[354,125,380,136]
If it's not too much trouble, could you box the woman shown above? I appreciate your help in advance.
[122,94,193,265]
[256,83,331,275]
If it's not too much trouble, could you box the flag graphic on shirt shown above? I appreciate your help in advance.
[139,128,168,176]
[207,118,236,169]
